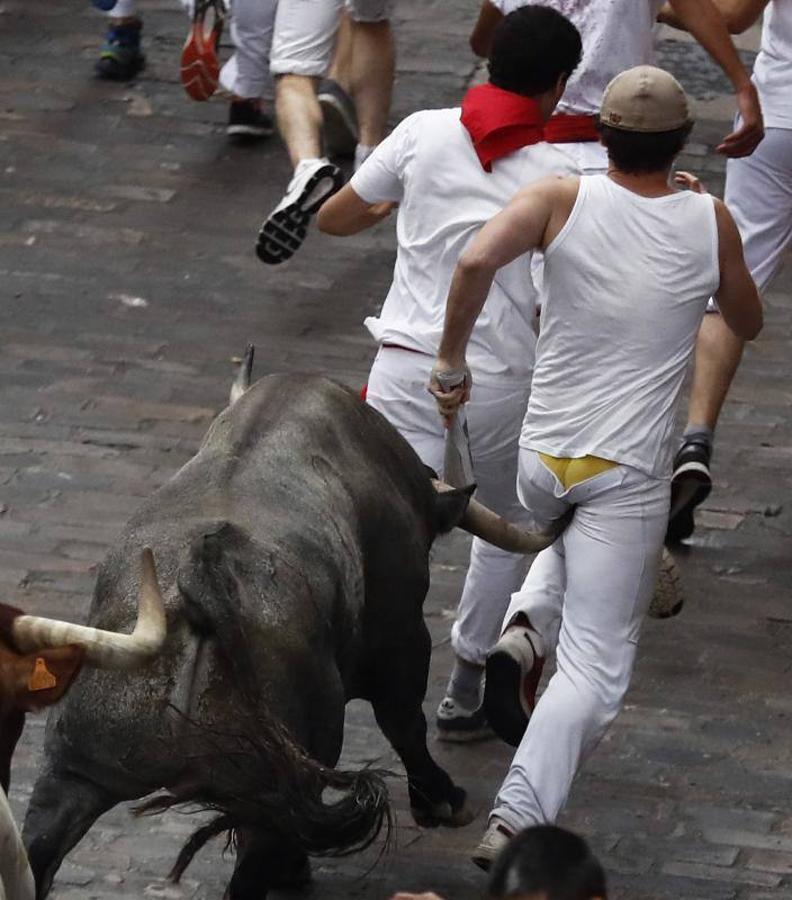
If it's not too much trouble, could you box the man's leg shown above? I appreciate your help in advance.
[438,379,532,740]
[95,0,145,81]
[346,6,395,169]
[669,128,792,540]
[222,0,278,139]
[257,0,345,264]
[475,454,668,867]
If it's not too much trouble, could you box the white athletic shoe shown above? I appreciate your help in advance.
[256,159,343,265]
[471,817,515,872]
[648,547,684,619]
[435,696,493,743]
[483,624,545,748]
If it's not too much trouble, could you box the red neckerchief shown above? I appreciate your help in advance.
[544,113,599,143]
[460,83,545,172]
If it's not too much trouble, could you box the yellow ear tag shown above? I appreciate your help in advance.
[28,658,57,692]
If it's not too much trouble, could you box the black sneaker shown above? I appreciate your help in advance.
[227,100,275,140]
[256,160,342,265]
[666,437,712,543]
[318,78,358,158]
[435,697,493,743]
[95,21,146,81]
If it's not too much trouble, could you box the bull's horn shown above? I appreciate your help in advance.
[433,479,571,554]
[229,343,255,405]
[11,548,167,670]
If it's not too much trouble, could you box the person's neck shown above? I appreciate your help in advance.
[607,165,675,198]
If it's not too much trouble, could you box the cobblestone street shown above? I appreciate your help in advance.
[1,2,791,898]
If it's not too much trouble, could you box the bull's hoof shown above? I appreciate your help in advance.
[411,787,475,828]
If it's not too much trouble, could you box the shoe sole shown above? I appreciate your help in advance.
[666,464,712,543]
[227,124,275,139]
[483,651,527,748]
[256,165,343,265]
[471,851,494,873]
[318,93,358,158]
[436,723,495,744]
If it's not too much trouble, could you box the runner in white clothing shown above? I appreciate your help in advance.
[661,0,792,540]
[471,0,764,171]
[317,7,583,741]
[429,66,762,869]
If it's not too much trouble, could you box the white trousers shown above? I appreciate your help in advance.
[366,347,532,666]
[725,127,792,293]
[220,0,279,99]
[271,0,393,77]
[492,449,669,830]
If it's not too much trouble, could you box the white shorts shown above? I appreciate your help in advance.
[271,0,394,77]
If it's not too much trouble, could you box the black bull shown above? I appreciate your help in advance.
[22,374,549,898]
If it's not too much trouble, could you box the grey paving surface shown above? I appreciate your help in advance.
[1,2,792,898]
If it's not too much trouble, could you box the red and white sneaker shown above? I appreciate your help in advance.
[471,817,515,871]
[483,623,545,747]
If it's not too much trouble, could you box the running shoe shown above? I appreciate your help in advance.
[318,78,358,159]
[435,696,493,743]
[666,437,712,543]
[227,100,275,140]
[95,21,145,81]
[648,547,684,619]
[471,818,514,872]
[483,624,545,748]
[91,0,118,10]
[256,160,343,265]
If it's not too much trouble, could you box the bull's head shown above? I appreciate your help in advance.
[0,548,167,792]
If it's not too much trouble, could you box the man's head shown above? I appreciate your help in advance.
[488,6,582,108]
[598,65,694,175]
[487,825,607,900]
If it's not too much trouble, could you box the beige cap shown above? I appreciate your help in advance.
[600,65,692,133]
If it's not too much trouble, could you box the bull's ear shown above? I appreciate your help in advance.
[12,645,86,712]
[433,484,475,535]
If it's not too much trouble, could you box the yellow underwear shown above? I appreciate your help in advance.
[538,452,618,490]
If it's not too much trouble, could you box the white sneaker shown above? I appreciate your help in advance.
[483,624,545,747]
[471,817,514,871]
[435,696,493,743]
[256,159,343,265]
[648,547,684,619]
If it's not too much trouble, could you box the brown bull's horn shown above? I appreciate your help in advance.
[433,479,570,554]
[11,549,167,670]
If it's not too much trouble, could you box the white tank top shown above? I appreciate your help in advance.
[753,0,792,129]
[491,0,665,115]
[520,175,720,477]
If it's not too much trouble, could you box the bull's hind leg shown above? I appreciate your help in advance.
[367,619,473,828]
[23,766,117,899]
[225,828,310,900]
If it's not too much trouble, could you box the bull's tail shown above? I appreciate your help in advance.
[136,524,392,879]
[136,713,392,881]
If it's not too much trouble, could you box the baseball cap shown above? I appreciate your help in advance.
[600,65,692,133]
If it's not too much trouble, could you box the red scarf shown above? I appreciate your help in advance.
[544,113,599,143]
[460,83,545,172]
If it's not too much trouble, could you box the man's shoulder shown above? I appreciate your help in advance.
[520,142,582,178]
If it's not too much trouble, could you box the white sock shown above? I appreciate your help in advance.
[108,0,137,18]
[354,143,375,172]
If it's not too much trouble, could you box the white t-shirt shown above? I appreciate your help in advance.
[753,0,792,129]
[351,108,578,383]
[521,175,720,478]
[490,0,664,115]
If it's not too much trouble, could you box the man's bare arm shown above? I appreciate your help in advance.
[317,184,396,236]
[662,0,764,157]
[469,0,504,57]
[430,178,572,420]
[659,0,769,34]
[712,198,763,339]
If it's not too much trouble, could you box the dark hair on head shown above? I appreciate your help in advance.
[488,5,582,97]
[597,121,693,174]
[488,825,608,900]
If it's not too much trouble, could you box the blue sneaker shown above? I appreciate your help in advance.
[92,0,118,11]
[95,21,145,81]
